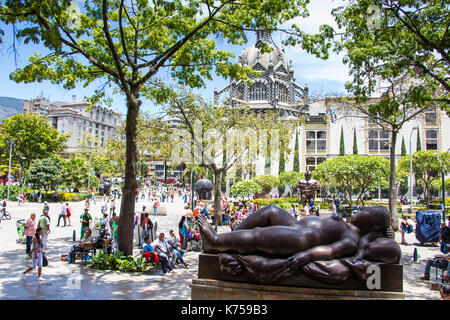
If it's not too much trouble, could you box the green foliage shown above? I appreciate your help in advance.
[26,155,63,193]
[0,113,68,171]
[89,251,151,273]
[230,179,262,199]
[397,150,450,202]
[253,174,280,194]
[313,155,390,204]
[62,155,99,190]
[0,185,22,199]
[278,171,304,189]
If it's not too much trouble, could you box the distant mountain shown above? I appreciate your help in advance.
[0,97,24,120]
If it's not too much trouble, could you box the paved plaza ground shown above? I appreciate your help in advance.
[0,196,443,300]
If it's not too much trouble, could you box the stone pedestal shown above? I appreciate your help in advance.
[190,279,405,300]
[191,254,404,300]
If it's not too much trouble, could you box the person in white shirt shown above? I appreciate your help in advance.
[151,233,175,274]
[304,203,311,216]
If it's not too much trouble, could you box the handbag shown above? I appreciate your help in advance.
[42,253,48,267]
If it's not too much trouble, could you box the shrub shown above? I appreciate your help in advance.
[89,251,152,273]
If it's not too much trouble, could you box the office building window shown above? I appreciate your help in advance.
[368,129,390,151]
[426,129,438,150]
[306,156,326,172]
[306,130,327,152]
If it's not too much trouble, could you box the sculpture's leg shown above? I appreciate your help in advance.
[235,204,298,231]
[198,214,307,256]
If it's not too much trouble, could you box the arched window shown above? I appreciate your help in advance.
[249,82,266,100]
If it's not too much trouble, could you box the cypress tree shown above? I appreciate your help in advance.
[293,129,300,172]
[339,126,345,156]
[353,127,358,155]
[401,136,407,157]
[416,130,422,151]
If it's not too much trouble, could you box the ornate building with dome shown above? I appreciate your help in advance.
[214,30,309,117]
[212,30,450,200]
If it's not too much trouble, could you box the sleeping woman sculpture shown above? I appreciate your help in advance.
[198,205,401,284]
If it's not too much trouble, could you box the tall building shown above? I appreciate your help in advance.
[23,95,122,155]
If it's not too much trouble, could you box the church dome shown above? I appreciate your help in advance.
[238,31,289,73]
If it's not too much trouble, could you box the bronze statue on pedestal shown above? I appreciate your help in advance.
[297,171,318,207]
[198,205,400,285]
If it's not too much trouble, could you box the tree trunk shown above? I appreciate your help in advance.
[213,170,223,226]
[118,91,140,255]
[389,131,399,231]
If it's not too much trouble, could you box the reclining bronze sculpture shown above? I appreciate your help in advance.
[198,205,401,285]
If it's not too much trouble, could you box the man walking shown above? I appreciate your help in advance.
[38,210,50,250]
[57,201,66,227]
[80,209,92,240]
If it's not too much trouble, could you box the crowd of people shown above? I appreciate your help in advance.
[14,183,199,281]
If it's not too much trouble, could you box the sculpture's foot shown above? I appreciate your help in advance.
[198,214,218,253]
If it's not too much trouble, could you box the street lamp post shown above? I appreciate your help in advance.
[87,148,92,194]
[6,140,14,201]
[409,127,419,214]
[435,147,450,222]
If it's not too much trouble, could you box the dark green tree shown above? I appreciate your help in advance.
[339,126,345,156]
[26,156,63,195]
[401,136,407,157]
[293,129,300,172]
[352,127,358,155]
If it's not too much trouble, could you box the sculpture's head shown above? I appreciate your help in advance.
[350,206,391,235]
[305,171,311,181]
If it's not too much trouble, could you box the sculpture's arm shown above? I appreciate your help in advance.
[285,238,358,274]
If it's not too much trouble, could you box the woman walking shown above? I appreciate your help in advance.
[22,227,45,281]
[65,202,72,226]
[24,213,36,256]
[178,216,189,250]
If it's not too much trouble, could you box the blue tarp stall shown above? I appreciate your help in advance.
[415,210,442,244]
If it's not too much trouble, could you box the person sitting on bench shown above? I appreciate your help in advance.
[68,228,94,263]
[142,235,159,263]
[420,253,450,281]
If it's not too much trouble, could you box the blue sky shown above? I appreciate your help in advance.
[0,0,350,115]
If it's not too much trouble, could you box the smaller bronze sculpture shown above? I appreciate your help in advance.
[195,179,214,200]
[297,171,318,207]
